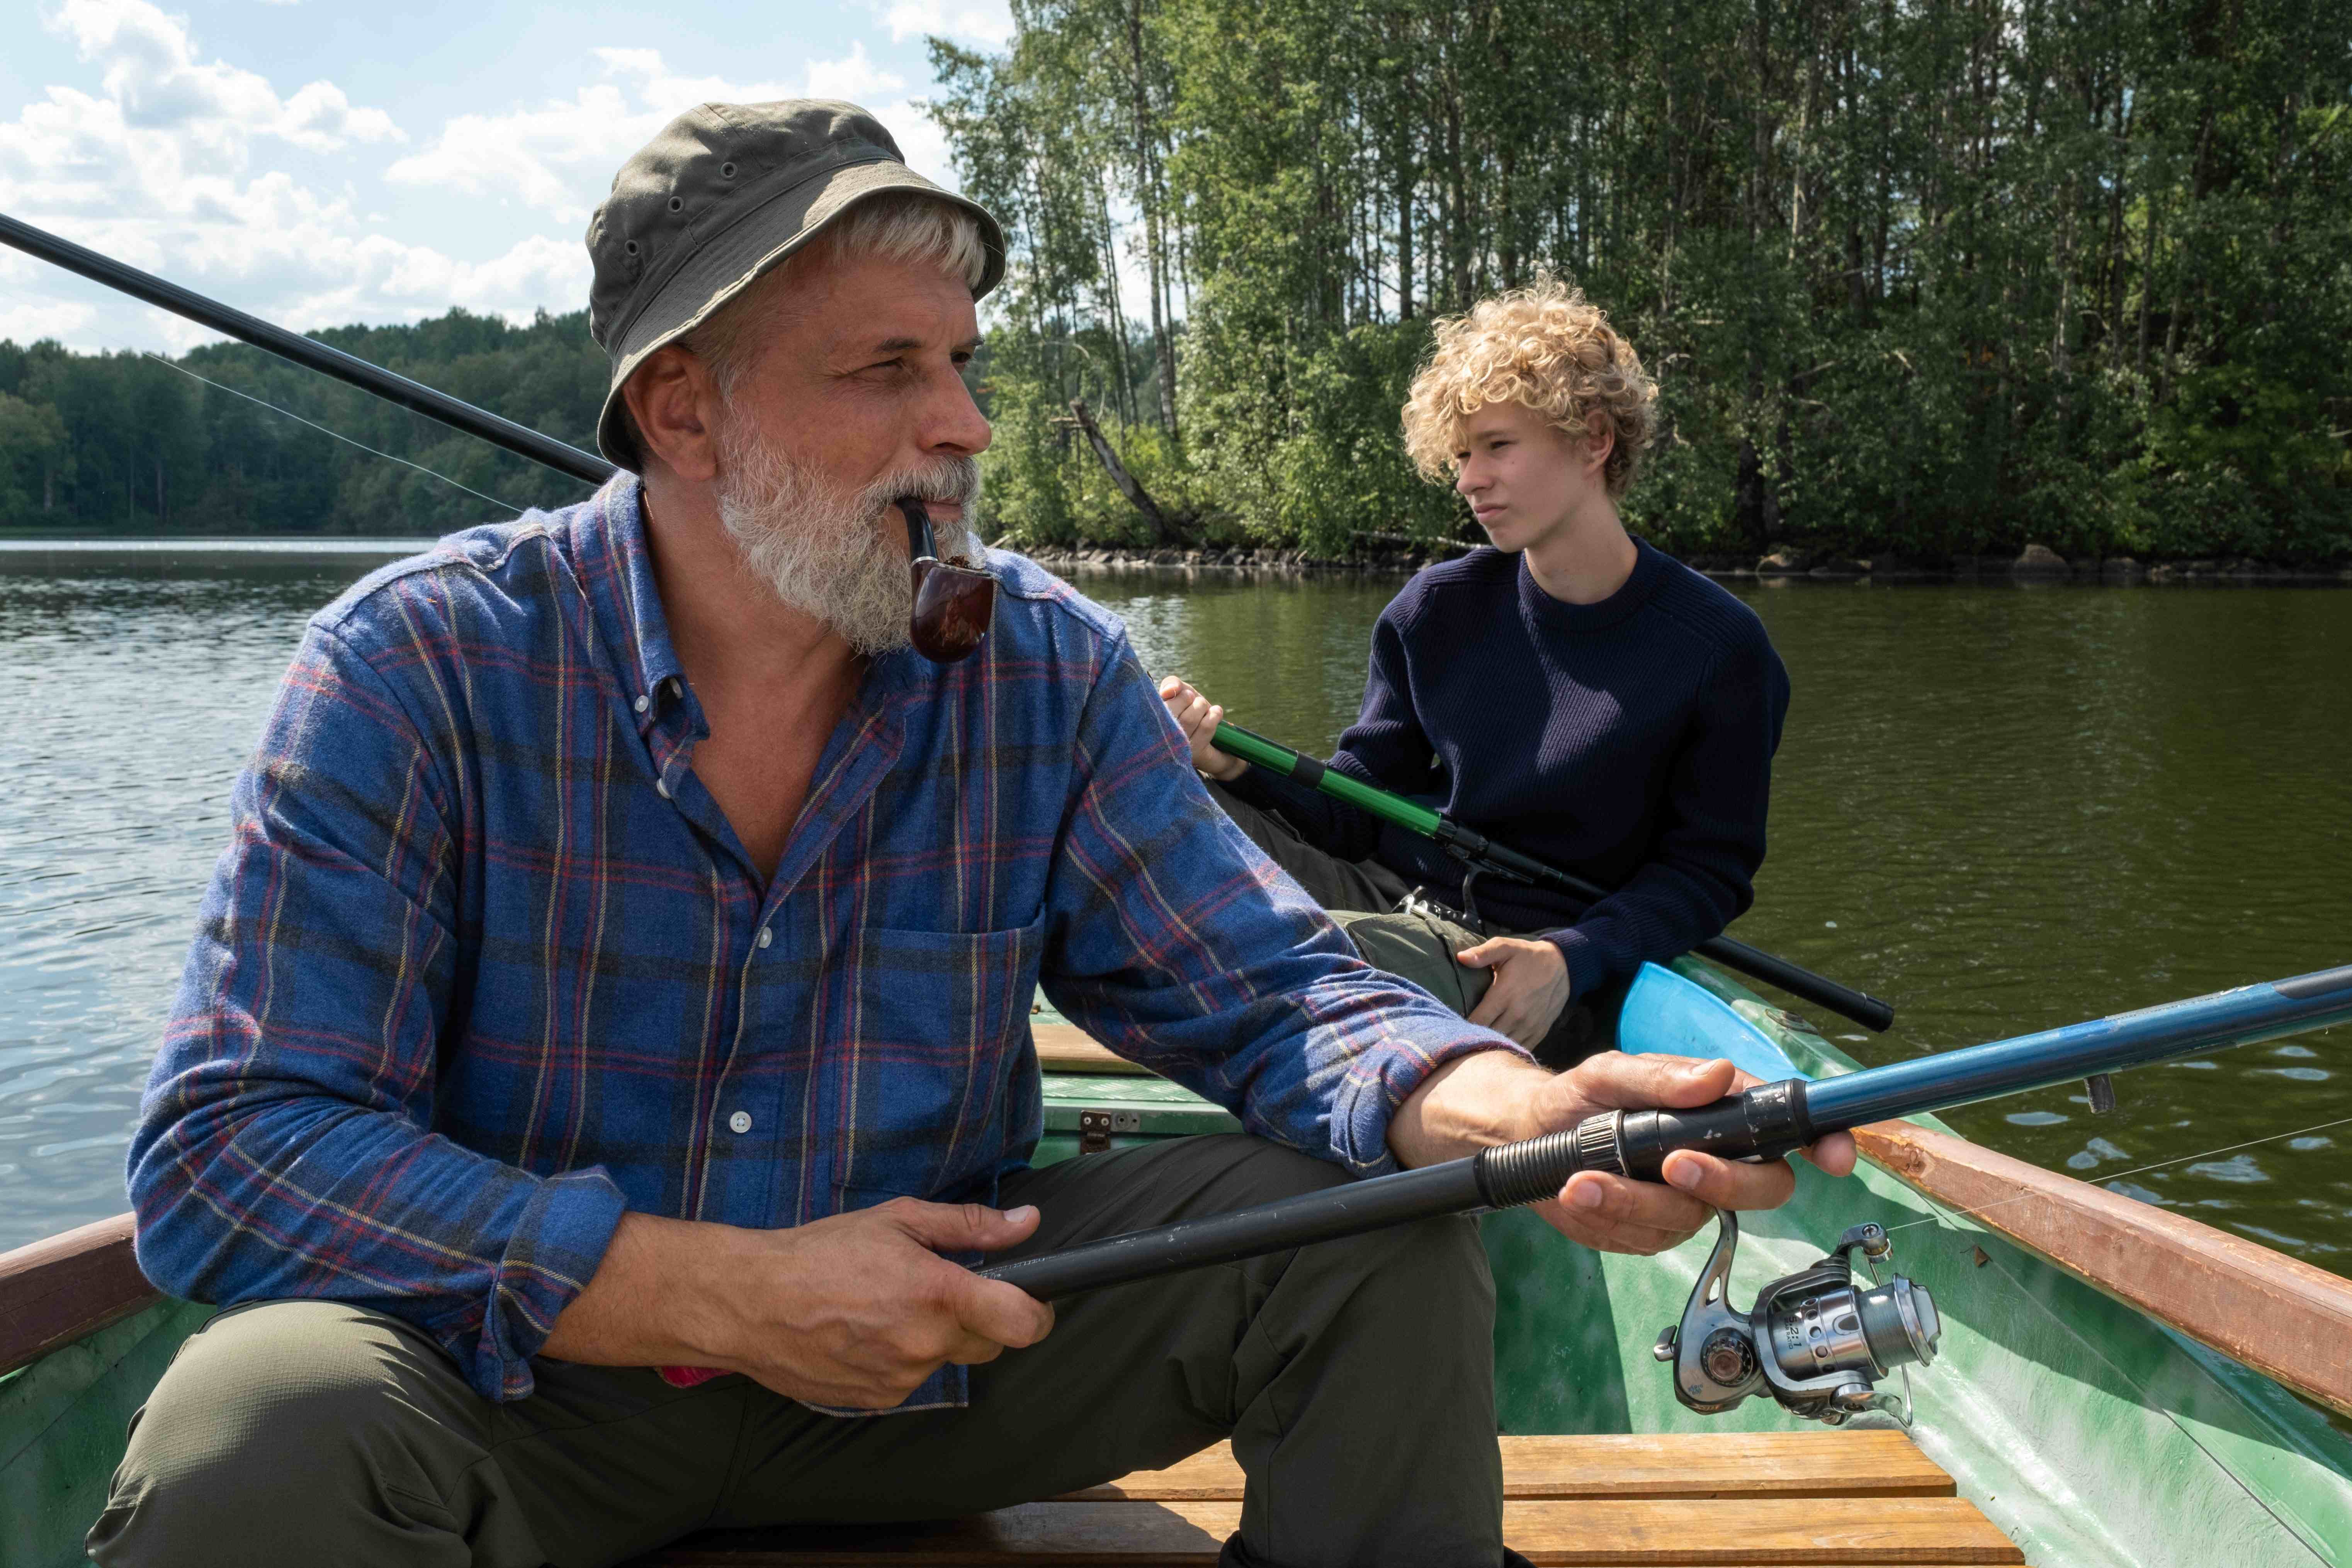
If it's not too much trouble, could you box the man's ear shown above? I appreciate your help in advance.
[623,346,724,482]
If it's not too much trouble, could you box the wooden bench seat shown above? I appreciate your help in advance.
[630,1432,2024,1565]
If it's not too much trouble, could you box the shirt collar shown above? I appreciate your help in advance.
[573,477,940,740]
[577,478,690,735]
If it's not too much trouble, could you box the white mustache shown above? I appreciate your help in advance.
[857,458,981,519]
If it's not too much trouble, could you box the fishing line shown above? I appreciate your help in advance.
[136,351,522,513]
[1878,1112,2352,1235]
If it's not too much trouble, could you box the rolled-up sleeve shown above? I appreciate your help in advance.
[1038,632,1522,1177]
[128,622,625,1402]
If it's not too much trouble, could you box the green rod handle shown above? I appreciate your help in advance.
[1210,721,1896,1033]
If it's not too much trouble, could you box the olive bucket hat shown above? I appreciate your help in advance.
[585,99,1006,469]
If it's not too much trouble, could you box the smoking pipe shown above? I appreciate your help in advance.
[899,496,995,663]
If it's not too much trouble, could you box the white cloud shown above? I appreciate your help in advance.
[42,0,402,154]
[384,44,916,223]
[1,7,980,356]
[0,2,569,351]
[881,0,1016,49]
[0,292,95,347]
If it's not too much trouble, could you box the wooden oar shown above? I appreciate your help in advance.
[1211,721,1897,1032]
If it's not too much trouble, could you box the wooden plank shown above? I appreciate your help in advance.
[0,1213,158,1378]
[1854,1118,2352,1419]
[1060,1433,1951,1502]
[637,1495,2022,1565]
[1033,1021,1152,1075]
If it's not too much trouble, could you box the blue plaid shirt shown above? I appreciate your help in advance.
[131,480,1512,1406]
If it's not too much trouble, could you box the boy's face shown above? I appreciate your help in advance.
[1451,400,1612,554]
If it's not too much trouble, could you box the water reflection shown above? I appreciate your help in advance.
[0,548,426,1249]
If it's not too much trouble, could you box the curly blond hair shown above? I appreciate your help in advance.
[1401,277,1658,499]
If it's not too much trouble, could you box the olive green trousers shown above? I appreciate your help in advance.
[1205,783,1606,1066]
[87,1135,1503,1568]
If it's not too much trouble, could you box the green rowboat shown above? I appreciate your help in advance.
[6,957,2350,1566]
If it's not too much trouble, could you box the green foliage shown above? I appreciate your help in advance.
[929,0,2352,562]
[0,309,605,533]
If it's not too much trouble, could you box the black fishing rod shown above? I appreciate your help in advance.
[1212,720,1897,1033]
[0,211,617,488]
[983,963,2352,1422]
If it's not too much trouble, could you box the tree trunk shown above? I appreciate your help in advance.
[1128,0,1179,437]
[1397,163,1415,320]
[1069,399,1173,544]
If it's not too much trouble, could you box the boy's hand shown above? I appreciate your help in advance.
[1157,675,1247,781]
[1456,934,1571,1049]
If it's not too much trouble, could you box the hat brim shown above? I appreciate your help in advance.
[595,159,1006,469]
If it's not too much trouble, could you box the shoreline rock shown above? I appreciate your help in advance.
[1010,541,2351,586]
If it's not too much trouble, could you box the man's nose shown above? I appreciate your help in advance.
[923,368,992,459]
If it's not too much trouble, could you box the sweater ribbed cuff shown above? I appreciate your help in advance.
[1545,927,1613,1001]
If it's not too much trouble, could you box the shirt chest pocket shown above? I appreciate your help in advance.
[830,912,1047,1204]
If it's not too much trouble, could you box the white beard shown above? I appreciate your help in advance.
[712,415,981,657]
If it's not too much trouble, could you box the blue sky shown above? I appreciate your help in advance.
[0,0,1015,353]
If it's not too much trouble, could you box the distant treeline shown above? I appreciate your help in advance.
[929,0,2352,564]
[0,312,604,535]
[6,0,2349,562]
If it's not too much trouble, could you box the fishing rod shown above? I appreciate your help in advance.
[983,962,2352,1424]
[0,211,617,489]
[4,212,1007,663]
[1211,720,1897,1033]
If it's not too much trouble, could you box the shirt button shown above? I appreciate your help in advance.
[728,1111,752,1135]
[757,927,773,949]
[654,778,670,799]
[633,693,649,713]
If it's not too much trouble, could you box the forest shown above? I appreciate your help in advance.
[2,0,2347,562]
[0,312,605,537]
[933,0,2352,562]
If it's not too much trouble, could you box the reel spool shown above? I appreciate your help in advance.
[1652,1215,1941,1425]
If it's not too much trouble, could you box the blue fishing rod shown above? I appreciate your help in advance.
[984,964,2352,1424]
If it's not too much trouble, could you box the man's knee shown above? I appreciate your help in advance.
[89,1301,488,1566]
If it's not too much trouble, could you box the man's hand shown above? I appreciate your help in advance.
[542,1200,1056,1410]
[1157,675,1247,782]
[1526,1053,1856,1254]
[1456,935,1571,1049]
[1388,1048,1858,1257]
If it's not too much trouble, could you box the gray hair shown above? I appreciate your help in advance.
[688,192,989,398]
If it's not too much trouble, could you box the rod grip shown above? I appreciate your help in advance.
[1472,1122,1610,1206]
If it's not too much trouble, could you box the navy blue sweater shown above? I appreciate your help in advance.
[1227,540,1790,997]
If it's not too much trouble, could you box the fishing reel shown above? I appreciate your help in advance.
[1652,1213,1941,1426]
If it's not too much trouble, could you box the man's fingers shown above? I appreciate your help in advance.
[1543,1177,1707,1254]
[1455,939,1504,968]
[1571,1052,1743,1111]
[950,1272,1057,1351]
[1657,1149,1798,1211]
[885,1198,1043,1255]
[1796,1130,1859,1178]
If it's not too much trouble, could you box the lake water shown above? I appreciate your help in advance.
[3,542,2347,1274]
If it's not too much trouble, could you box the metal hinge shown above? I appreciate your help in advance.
[1077,1108,1142,1154]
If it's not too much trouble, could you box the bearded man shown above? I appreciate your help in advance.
[92,102,1851,1568]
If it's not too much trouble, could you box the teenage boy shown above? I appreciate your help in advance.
[1163,278,1790,1063]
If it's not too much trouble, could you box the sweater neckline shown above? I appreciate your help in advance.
[1515,537,1668,633]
